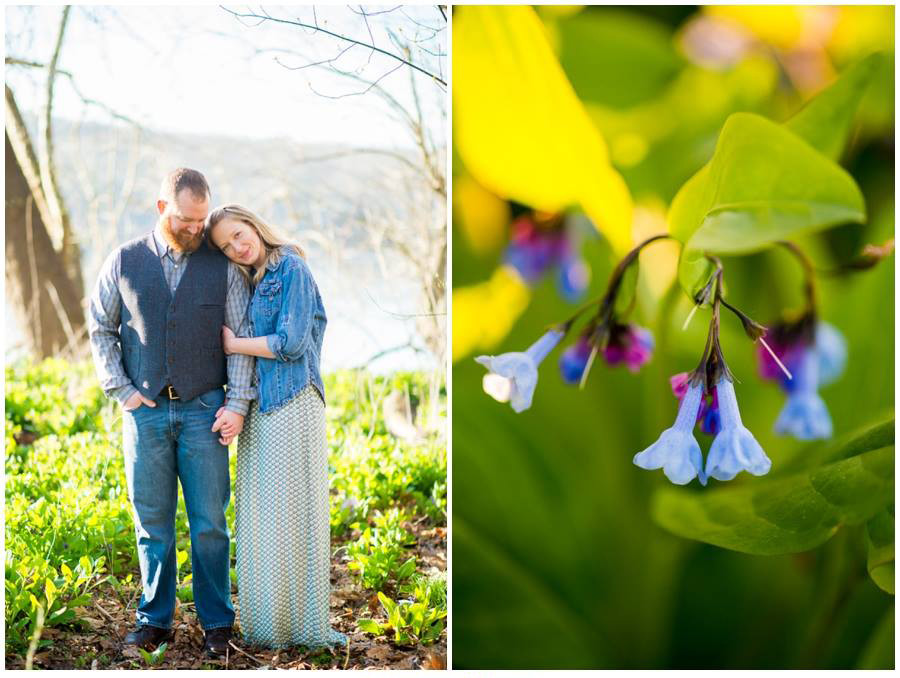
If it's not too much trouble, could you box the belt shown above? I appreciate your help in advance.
[160,385,180,400]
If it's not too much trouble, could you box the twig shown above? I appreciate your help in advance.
[228,640,264,665]
[219,6,446,86]
[93,602,116,625]
[307,62,404,100]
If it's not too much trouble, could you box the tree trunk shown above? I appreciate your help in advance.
[5,131,86,358]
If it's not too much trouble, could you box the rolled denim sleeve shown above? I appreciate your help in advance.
[88,249,138,404]
[266,258,319,362]
[223,262,256,416]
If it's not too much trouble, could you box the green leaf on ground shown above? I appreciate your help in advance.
[652,422,894,554]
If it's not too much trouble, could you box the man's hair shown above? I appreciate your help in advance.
[159,168,210,204]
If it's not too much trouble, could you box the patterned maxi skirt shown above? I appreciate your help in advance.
[234,385,347,648]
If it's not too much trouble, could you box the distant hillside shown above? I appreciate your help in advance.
[7,115,442,371]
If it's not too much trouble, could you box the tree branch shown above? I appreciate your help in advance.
[219,5,446,86]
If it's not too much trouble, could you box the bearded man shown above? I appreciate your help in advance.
[88,168,254,657]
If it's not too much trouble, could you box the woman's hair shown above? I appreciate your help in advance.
[205,204,305,285]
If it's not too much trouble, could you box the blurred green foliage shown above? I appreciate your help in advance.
[452,5,893,669]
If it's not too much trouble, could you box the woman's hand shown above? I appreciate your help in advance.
[222,326,236,355]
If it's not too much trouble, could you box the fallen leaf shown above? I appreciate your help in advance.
[120,646,142,660]
[421,651,446,670]
[80,616,104,631]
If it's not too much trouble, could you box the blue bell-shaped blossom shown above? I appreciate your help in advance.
[706,378,772,481]
[775,350,833,440]
[475,329,564,413]
[634,380,707,485]
[814,322,847,387]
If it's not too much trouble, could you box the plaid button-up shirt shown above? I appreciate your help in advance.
[88,227,255,415]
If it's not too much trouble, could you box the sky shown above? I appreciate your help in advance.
[5,5,446,149]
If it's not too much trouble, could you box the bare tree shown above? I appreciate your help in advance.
[5,7,88,358]
[6,6,152,359]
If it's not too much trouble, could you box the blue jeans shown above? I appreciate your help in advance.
[121,387,234,631]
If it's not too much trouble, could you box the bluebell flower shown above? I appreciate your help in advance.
[634,380,707,485]
[705,378,772,481]
[775,350,833,439]
[814,321,847,387]
[475,329,565,412]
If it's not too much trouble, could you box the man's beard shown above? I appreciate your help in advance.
[160,216,203,253]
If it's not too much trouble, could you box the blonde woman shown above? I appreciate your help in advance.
[206,205,345,649]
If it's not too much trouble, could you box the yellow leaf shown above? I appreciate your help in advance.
[453,5,633,255]
[454,174,511,255]
[452,266,530,363]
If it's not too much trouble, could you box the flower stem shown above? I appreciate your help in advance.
[777,240,817,314]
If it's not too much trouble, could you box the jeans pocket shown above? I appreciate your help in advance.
[197,388,226,409]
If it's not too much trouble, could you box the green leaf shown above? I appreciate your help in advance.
[151,642,168,664]
[377,591,396,616]
[777,415,894,474]
[396,558,417,581]
[856,604,894,670]
[652,445,894,555]
[357,619,383,635]
[786,52,884,161]
[865,506,894,594]
[553,9,682,109]
[670,112,866,296]
[78,556,91,575]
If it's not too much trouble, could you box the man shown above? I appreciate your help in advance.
[89,168,255,657]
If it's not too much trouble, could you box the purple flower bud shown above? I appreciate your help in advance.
[559,336,593,384]
[670,372,691,399]
[604,324,654,372]
[503,216,567,284]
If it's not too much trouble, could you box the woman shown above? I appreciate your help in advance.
[206,204,346,649]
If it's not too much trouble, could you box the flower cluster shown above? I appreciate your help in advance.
[503,213,590,302]
[634,375,771,485]
[475,235,874,490]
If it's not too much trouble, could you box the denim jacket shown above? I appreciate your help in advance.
[249,247,326,413]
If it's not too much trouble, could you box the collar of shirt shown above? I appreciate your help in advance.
[153,225,186,265]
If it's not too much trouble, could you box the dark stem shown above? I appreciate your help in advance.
[691,258,733,391]
[560,233,674,329]
[777,240,817,314]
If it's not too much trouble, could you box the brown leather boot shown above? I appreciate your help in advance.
[123,624,174,650]
[203,627,233,657]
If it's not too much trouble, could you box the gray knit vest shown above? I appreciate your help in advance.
[118,233,228,401]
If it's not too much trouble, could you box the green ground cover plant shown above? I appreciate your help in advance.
[5,359,446,669]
